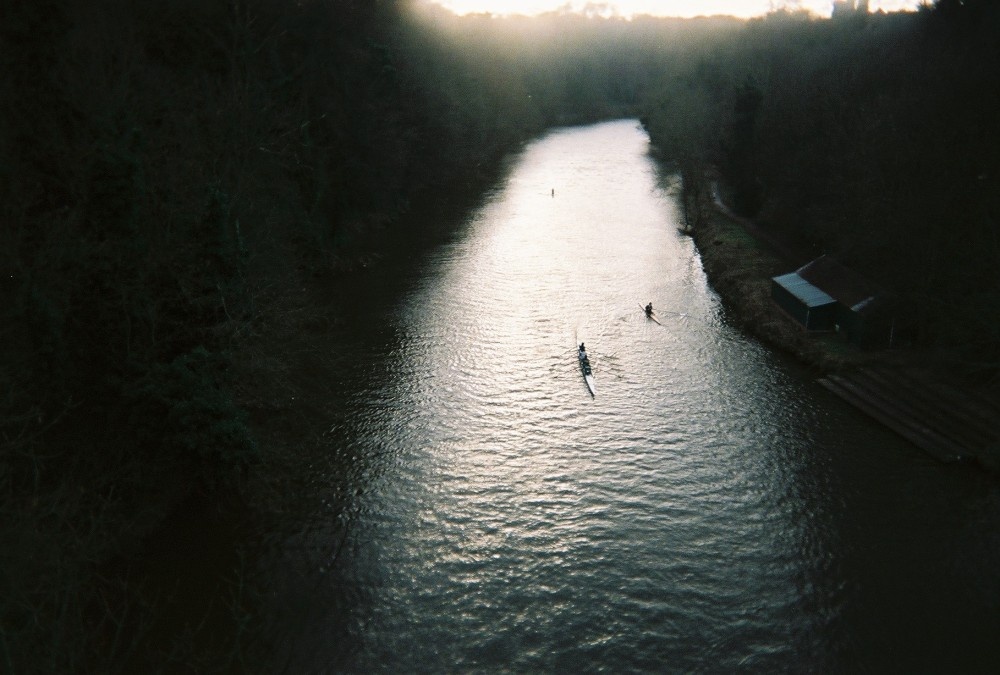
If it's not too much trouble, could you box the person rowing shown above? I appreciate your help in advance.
[578,342,596,395]
[644,302,653,317]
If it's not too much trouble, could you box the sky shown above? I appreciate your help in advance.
[426,0,926,19]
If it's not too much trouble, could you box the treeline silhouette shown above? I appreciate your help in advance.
[0,0,740,669]
[642,0,1000,377]
[1,0,994,669]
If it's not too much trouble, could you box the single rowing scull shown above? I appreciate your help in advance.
[578,344,596,396]
[639,303,663,326]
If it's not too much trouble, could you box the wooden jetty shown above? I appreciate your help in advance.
[819,366,1000,468]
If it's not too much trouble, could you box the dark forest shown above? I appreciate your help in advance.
[1,0,997,670]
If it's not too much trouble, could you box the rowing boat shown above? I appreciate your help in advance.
[639,303,663,326]
[578,347,596,396]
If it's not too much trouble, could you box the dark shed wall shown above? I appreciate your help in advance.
[772,281,809,325]
[770,278,838,330]
[805,303,838,331]
[837,302,899,348]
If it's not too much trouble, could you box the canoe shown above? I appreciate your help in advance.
[579,348,596,396]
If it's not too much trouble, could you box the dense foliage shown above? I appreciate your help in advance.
[1,0,995,670]
[0,0,731,670]
[641,0,1000,378]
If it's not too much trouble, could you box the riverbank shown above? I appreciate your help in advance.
[689,180,1000,472]
[114,126,996,672]
[110,131,996,671]
[214,121,1000,672]
[109,160,510,671]
[688,183,879,374]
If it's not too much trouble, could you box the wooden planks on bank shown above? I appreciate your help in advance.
[818,366,1000,467]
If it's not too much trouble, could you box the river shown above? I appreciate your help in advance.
[258,120,1000,673]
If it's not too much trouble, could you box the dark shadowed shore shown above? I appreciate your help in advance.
[689,182,1000,472]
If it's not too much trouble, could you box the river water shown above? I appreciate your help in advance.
[260,120,1000,673]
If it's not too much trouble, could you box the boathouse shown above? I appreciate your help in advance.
[771,255,897,347]
[770,269,837,331]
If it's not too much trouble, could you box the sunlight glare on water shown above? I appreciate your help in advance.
[262,120,1000,674]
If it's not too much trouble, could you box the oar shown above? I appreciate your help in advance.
[638,304,664,325]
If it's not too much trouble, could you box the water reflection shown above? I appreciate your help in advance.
[262,120,1000,673]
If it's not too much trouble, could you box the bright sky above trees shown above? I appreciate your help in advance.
[426,0,925,19]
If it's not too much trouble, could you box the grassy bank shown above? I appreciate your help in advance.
[687,178,1000,472]
[687,184,880,375]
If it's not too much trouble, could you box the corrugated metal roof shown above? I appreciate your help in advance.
[773,272,836,308]
[796,255,880,307]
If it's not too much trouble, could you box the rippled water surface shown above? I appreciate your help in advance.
[263,121,1000,673]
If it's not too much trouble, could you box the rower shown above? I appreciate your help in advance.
[645,302,653,316]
